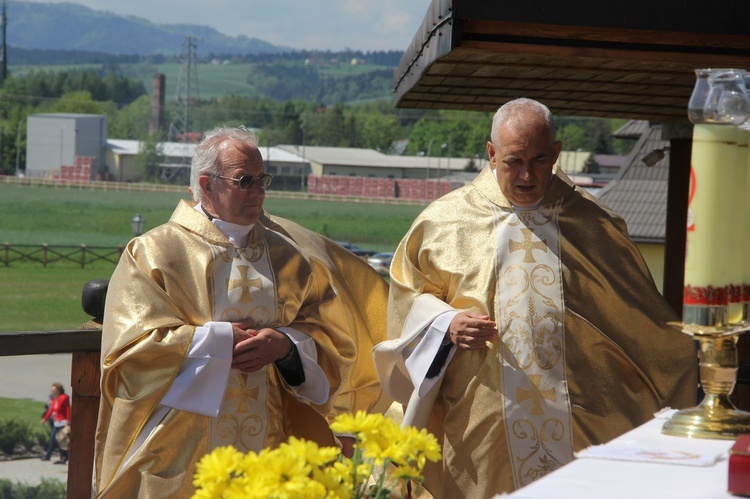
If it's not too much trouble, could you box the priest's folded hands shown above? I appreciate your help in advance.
[446,311,497,349]
[231,323,293,372]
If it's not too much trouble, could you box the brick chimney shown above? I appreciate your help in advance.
[149,73,165,135]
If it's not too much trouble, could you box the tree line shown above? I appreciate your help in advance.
[0,66,630,179]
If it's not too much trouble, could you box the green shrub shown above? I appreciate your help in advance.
[0,420,43,455]
[0,477,66,499]
[34,429,49,450]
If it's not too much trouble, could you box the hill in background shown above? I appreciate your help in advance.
[6,0,290,55]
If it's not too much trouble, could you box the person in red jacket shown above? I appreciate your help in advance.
[40,382,70,464]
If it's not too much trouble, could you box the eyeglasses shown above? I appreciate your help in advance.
[214,173,273,190]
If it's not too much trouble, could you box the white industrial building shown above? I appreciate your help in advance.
[25,113,107,179]
[23,113,610,190]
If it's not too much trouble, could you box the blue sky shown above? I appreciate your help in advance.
[32,0,430,51]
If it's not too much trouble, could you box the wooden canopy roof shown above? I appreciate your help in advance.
[393,0,750,123]
[393,0,750,315]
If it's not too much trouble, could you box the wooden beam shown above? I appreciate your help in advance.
[662,133,692,315]
[0,330,101,356]
[462,19,750,52]
[68,351,100,499]
[461,40,750,68]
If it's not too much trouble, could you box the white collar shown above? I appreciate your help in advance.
[194,203,254,247]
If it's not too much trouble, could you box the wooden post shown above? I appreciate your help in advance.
[662,123,693,316]
[68,351,100,499]
[67,318,101,499]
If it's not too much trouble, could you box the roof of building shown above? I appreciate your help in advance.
[31,113,106,120]
[106,139,299,163]
[613,120,651,140]
[107,139,599,184]
[598,122,669,243]
[592,154,626,169]
[107,139,141,155]
[276,144,476,171]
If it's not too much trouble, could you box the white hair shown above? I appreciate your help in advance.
[490,98,556,147]
[190,126,259,202]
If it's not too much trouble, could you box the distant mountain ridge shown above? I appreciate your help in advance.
[6,1,292,56]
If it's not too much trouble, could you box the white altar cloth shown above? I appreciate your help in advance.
[505,413,735,499]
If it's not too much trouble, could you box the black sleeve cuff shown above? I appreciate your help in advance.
[274,342,305,386]
[425,342,454,379]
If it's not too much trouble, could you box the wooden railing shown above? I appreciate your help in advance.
[2,243,123,268]
[0,326,102,499]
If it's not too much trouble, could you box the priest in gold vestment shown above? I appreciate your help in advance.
[373,98,697,498]
[94,126,388,497]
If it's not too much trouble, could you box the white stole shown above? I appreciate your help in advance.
[208,240,276,451]
[492,200,575,488]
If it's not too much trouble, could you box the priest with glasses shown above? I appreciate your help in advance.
[94,126,389,497]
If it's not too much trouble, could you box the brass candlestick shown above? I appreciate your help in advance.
[662,318,750,439]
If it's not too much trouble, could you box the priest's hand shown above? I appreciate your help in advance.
[447,312,497,349]
[338,436,356,458]
[232,326,294,372]
[231,322,256,345]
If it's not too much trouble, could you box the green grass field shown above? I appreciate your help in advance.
[0,397,45,427]
[0,183,422,332]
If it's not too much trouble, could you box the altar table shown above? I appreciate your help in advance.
[506,413,735,498]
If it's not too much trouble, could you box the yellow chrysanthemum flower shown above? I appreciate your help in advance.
[192,413,442,499]
[193,445,243,497]
[284,436,339,467]
[390,463,422,480]
[330,410,384,436]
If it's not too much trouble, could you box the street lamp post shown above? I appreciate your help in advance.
[131,213,145,237]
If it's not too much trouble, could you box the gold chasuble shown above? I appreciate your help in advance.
[94,200,381,497]
[375,166,697,498]
[259,211,392,420]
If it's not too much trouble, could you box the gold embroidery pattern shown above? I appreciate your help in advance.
[219,306,272,326]
[214,371,267,450]
[502,264,561,370]
[209,240,277,453]
[512,418,565,485]
[509,228,547,263]
[237,243,264,262]
[517,209,554,227]
[218,250,274,324]
[226,377,260,414]
[218,248,233,263]
[495,203,573,489]
[516,374,556,415]
[227,264,263,303]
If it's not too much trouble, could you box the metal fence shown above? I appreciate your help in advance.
[2,243,123,267]
[0,175,428,205]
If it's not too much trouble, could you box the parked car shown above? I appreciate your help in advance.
[335,241,376,257]
[367,252,394,276]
